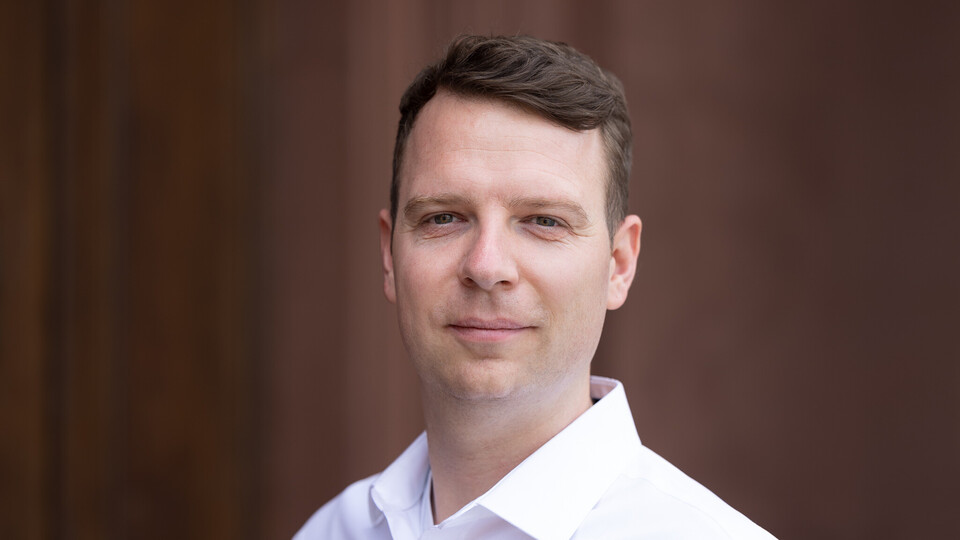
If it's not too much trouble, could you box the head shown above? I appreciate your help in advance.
[391,35,632,240]
[379,35,641,409]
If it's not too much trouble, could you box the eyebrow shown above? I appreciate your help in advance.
[402,193,590,225]
[402,195,474,220]
[505,195,590,225]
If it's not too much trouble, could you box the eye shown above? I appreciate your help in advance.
[431,213,456,225]
[533,216,558,227]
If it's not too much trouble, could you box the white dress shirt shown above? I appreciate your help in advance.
[295,376,776,539]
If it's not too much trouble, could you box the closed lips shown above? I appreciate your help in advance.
[449,318,530,330]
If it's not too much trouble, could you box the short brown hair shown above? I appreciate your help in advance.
[391,34,632,238]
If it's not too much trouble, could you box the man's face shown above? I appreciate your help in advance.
[380,91,639,403]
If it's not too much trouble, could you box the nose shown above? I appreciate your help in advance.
[458,224,518,290]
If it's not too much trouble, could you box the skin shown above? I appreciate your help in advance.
[378,90,642,523]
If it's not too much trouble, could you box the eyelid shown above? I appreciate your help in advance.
[422,211,462,225]
[528,215,567,227]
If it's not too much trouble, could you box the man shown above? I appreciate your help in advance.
[296,35,774,539]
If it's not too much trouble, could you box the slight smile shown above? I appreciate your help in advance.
[448,318,533,343]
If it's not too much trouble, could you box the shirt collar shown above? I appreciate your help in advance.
[368,376,641,539]
[476,376,641,539]
[368,431,430,525]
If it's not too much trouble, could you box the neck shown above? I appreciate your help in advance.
[423,374,593,523]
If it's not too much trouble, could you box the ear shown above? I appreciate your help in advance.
[379,208,397,303]
[607,215,642,310]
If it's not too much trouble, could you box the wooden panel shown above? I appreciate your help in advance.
[0,0,261,538]
[0,1,54,539]
[259,1,354,537]
[117,0,256,537]
[58,1,115,538]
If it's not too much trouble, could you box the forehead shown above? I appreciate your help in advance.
[399,91,606,205]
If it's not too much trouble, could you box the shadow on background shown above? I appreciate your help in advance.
[2,1,958,538]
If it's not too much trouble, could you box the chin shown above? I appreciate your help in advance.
[427,361,530,403]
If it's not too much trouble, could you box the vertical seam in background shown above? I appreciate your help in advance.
[44,0,66,536]
[235,0,267,536]
[105,0,131,537]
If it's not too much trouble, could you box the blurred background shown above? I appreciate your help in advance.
[2,1,958,538]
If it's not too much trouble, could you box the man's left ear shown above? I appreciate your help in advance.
[607,215,642,310]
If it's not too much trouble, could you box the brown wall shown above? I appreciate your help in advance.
[1,0,261,538]
[3,1,958,539]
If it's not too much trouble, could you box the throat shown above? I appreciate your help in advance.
[423,387,593,523]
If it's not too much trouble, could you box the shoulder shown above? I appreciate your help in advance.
[293,474,387,540]
[575,445,776,539]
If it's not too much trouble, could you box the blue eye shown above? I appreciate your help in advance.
[534,216,558,227]
[431,213,455,224]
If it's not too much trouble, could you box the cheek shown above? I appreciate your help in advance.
[394,250,453,319]
[529,248,611,323]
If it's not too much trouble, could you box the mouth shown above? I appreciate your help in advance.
[448,318,533,343]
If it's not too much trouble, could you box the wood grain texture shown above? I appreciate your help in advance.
[2,0,259,538]
[0,1,55,538]
[117,0,257,537]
